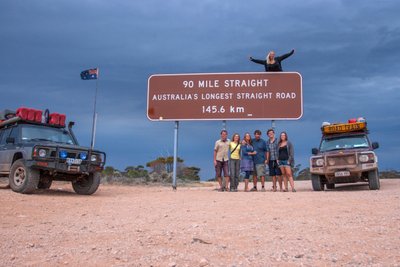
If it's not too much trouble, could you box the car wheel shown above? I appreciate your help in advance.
[368,170,380,190]
[311,174,325,191]
[72,172,100,195]
[9,159,40,194]
[38,177,53,189]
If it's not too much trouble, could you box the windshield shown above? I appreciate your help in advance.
[21,125,75,145]
[320,135,369,152]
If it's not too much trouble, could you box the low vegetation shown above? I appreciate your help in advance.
[101,157,200,185]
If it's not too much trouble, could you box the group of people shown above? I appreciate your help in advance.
[212,48,297,192]
[213,129,296,192]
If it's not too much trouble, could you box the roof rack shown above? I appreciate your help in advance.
[0,107,66,129]
[321,121,367,135]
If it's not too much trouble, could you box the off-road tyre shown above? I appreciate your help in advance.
[38,177,53,189]
[311,174,325,191]
[72,172,100,195]
[326,183,335,190]
[9,159,40,194]
[368,170,380,190]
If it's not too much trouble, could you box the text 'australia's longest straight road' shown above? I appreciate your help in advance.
[147,72,303,121]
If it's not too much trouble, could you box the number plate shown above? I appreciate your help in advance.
[334,171,350,177]
[66,158,82,165]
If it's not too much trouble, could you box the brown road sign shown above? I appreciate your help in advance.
[147,72,302,121]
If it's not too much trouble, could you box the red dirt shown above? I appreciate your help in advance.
[1,180,399,266]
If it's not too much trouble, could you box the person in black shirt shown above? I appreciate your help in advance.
[277,132,296,192]
[249,49,295,72]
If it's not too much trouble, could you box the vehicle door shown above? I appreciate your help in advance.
[0,126,19,173]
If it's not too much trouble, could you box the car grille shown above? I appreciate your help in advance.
[326,154,357,166]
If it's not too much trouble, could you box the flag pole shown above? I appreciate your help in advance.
[90,68,99,150]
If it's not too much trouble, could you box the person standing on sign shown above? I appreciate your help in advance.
[240,133,256,192]
[266,129,283,192]
[251,130,269,192]
[277,132,296,192]
[229,133,241,192]
[214,130,230,192]
[249,49,295,72]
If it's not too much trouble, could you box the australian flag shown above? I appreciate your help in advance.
[80,68,98,80]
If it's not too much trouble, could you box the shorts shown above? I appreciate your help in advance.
[254,164,266,177]
[278,160,290,167]
[268,160,282,176]
[215,160,229,177]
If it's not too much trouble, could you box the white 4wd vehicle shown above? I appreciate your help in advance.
[310,119,380,191]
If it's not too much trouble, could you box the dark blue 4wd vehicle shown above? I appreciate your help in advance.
[0,108,106,195]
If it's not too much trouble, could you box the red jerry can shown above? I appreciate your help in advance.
[27,108,37,121]
[34,109,42,122]
[16,107,29,120]
[49,113,60,125]
[58,114,66,126]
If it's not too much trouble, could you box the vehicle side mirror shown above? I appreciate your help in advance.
[311,148,319,155]
[372,142,379,150]
[6,137,15,144]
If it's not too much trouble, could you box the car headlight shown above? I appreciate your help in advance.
[312,158,324,167]
[91,155,97,162]
[38,149,47,157]
[359,154,374,163]
[316,158,324,166]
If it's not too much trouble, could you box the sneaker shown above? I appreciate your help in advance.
[261,187,266,192]
[292,189,297,192]
[218,188,224,192]
[229,188,235,192]
[250,187,257,192]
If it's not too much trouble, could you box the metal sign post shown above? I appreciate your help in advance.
[222,120,226,130]
[172,121,179,190]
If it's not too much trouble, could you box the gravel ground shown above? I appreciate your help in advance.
[0,179,399,267]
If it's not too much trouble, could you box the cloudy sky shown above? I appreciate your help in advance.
[1,0,399,180]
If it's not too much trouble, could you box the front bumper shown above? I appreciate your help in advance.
[310,152,378,183]
[27,159,104,174]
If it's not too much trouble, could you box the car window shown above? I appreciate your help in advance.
[320,135,369,152]
[21,125,75,145]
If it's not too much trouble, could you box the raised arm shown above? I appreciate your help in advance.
[249,57,266,65]
[277,49,294,61]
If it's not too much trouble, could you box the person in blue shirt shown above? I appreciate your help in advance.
[240,133,257,192]
[251,130,269,191]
